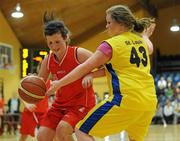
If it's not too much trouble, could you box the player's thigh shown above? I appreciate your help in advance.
[62,106,91,128]
[40,108,64,130]
[126,110,155,141]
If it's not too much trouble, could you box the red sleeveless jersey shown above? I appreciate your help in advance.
[47,46,95,107]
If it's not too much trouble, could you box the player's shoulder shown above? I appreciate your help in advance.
[75,47,93,63]
[76,47,93,56]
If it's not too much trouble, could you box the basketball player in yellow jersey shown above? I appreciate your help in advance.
[46,5,158,141]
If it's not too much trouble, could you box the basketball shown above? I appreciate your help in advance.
[18,75,46,104]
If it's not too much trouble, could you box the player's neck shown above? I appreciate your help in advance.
[55,46,67,63]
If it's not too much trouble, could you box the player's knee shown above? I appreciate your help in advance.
[75,128,81,138]
[56,123,73,139]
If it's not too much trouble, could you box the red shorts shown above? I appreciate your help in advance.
[20,109,46,137]
[41,106,92,130]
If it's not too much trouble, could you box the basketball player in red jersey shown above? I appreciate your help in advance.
[19,66,50,141]
[36,13,95,141]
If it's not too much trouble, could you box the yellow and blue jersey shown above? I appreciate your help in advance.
[104,32,157,110]
[76,32,157,138]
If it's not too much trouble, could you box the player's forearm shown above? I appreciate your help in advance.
[58,63,93,88]
[90,68,106,78]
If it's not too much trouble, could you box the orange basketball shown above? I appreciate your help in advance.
[18,75,46,104]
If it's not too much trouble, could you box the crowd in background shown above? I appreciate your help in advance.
[151,72,180,126]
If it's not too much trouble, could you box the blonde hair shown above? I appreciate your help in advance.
[138,18,155,30]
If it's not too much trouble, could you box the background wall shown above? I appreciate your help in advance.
[0,10,21,102]
[152,5,180,55]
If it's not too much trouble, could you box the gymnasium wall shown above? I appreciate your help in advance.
[0,10,21,102]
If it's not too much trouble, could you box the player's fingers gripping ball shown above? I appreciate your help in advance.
[18,75,46,104]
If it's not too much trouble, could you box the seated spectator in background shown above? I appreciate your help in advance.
[153,103,167,127]
[158,93,167,108]
[165,86,174,101]
[167,76,173,89]
[173,93,180,124]
[157,76,167,95]
[163,99,174,124]
[7,92,21,134]
[174,82,180,97]
[94,92,101,104]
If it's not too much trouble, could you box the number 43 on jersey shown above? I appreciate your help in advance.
[130,46,148,67]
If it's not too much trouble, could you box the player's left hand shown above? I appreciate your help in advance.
[143,23,156,37]
[46,80,60,96]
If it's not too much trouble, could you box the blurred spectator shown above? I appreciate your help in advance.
[152,103,167,127]
[7,93,20,114]
[173,93,180,124]
[158,93,167,108]
[94,92,101,104]
[165,87,174,101]
[167,76,173,89]
[163,99,174,124]
[157,76,167,89]
[157,76,167,95]
[175,82,180,95]
[103,92,109,100]
[7,92,21,134]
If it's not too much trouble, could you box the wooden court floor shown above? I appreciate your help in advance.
[0,125,179,141]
